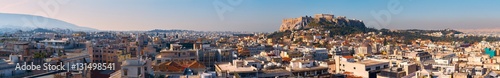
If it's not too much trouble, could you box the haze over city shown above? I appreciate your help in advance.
[1,0,500,32]
[4,1,500,78]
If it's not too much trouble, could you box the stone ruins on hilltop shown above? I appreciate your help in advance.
[279,14,366,32]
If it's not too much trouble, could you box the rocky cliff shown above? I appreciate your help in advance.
[279,14,365,31]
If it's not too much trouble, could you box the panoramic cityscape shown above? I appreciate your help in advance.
[1,0,500,78]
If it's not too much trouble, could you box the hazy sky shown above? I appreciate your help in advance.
[1,0,500,32]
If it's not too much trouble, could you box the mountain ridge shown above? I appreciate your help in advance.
[0,13,98,33]
[267,14,500,43]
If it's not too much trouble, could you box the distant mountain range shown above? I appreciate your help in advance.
[0,13,98,33]
[147,29,194,32]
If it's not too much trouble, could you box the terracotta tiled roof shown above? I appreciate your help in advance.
[282,57,291,62]
[343,72,353,75]
[155,61,184,72]
[187,61,205,68]
[343,56,354,59]
[154,61,206,72]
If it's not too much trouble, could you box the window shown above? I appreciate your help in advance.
[190,52,196,56]
[366,68,371,71]
[137,67,141,75]
[376,67,380,70]
[384,65,388,68]
[353,67,356,69]
[123,69,128,76]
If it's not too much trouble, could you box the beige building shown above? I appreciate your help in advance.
[155,44,198,64]
[484,63,500,71]
[155,50,197,64]
[215,59,260,77]
[280,51,303,61]
[356,44,372,56]
[110,58,153,78]
[286,59,329,77]
[404,51,432,61]
[335,56,390,78]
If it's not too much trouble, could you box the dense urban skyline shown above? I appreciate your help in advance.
[2,1,500,78]
[1,0,500,32]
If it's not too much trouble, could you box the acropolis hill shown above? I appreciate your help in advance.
[279,14,366,32]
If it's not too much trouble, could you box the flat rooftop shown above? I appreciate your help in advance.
[289,66,328,72]
[358,60,388,66]
[216,63,257,73]
[259,68,292,77]
[433,52,455,57]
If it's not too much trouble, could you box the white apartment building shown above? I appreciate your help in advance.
[335,56,390,78]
